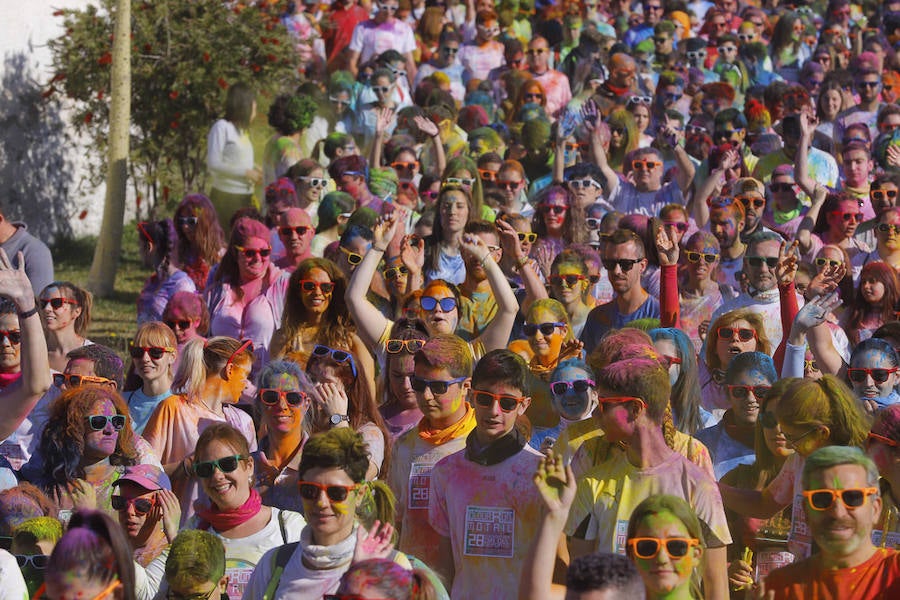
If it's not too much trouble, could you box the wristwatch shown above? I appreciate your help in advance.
[329,414,350,426]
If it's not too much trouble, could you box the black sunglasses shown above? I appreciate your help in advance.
[165,319,192,331]
[602,258,643,272]
[193,454,247,478]
[523,321,565,336]
[176,216,199,227]
[278,225,311,237]
[111,494,155,515]
[550,379,595,396]
[0,329,21,345]
[746,256,778,268]
[86,414,127,431]
[411,375,467,395]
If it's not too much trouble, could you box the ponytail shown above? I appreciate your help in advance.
[355,480,397,535]
[172,336,251,399]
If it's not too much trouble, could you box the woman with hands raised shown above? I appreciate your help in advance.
[346,211,519,363]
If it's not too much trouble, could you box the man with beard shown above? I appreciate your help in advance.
[710,230,801,348]
[763,446,900,599]
[708,197,747,289]
[733,177,775,241]
[579,229,660,355]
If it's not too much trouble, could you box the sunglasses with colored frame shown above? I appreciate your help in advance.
[847,367,899,384]
[628,537,699,560]
[685,251,718,264]
[129,345,175,360]
[385,339,425,354]
[568,178,602,190]
[165,319,193,331]
[390,161,419,171]
[421,190,439,202]
[471,389,527,412]
[717,327,757,342]
[111,495,156,515]
[871,189,898,203]
[420,296,457,312]
[601,258,644,272]
[311,345,358,378]
[478,169,498,182]
[549,274,587,287]
[663,221,689,232]
[627,95,652,106]
[814,257,843,268]
[0,330,21,345]
[41,297,79,310]
[523,321,565,336]
[497,180,523,190]
[193,454,248,478]
[300,280,335,294]
[829,211,863,223]
[176,216,199,227]
[15,554,50,570]
[685,124,707,134]
[53,373,114,387]
[340,246,363,265]
[299,481,358,502]
[518,232,538,243]
[550,379,595,396]
[727,385,772,400]
[383,265,409,280]
[868,431,899,448]
[802,487,878,511]
[278,225,312,237]
[597,396,647,410]
[659,354,682,368]
[736,196,765,209]
[234,246,272,259]
[411,375,467,395]
[86,414,127,431]
[259,389,310,407]
[632,159,660,170]
[445,177,475,187]
[297,177,329,188]
[804,359,819,372]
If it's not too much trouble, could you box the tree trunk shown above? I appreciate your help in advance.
[87,0,131,297]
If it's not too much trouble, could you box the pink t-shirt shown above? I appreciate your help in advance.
[532,70,572,119]
[388,426,469,567]
[142,395,257,524]
[457,40,505,83]
[428,445,544,600]
[348,19,416,65]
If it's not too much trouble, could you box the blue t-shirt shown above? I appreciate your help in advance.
[126,388,174,435]
[579,295,660,355]
[695,419,755,479]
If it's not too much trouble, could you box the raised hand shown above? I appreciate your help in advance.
[354,519,396,562]
[400,234,425,274]
[775,240,799,286]
[373,213,399,248]
[558,339,584,362]
[413,114,440,139]
[255,453,280,491]
[0,250,35,309]
[459,233,490,262]
[655,223,679,267]
[728,558,754,591]
[806,260,847,298]
[799,111,817,140]
[153,488,182,543]
[313,382,350,420]
[793,291,842,333]
[533,451,576,519]
[68,478,97,511]
[375,107,396,137]
[496,218,526,262]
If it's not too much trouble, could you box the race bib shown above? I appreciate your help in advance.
[408,463,432,510]
[788,494,812,559]
[755,550,795,580]
[464,506,515,558]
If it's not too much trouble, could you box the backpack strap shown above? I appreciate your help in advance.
[278,508,288,544]
[263,542,300,600]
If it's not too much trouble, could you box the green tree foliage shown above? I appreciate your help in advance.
[47,0,300,213]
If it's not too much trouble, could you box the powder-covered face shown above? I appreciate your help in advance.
[526,306,567,362]
[805,464,881,561]
[235,236,271,282]
[550,364,596,421]
[849,349,898,400]
[709,209,743,250]
[630,510,700,597]
[260,374,306,435]
[653,338,681,387]
[164,304,201,344]
[472,381,529,445]
[300,466,358,545]
[421,284,459,334]
[714,318,758,368]
[727,367,773,425]
[388,352,417,409]
[413,364,469,425]
[83,398,120,464]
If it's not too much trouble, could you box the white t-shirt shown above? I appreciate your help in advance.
[347,19,415,65]
[206,119,255,195]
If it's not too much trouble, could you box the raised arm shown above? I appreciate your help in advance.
[793,111,818,198]
[0,250,51,440]
[369,107,395,169]
[583,102,619,199]
[693,148,738,228]
[346,217,399,348]
[497,218,547,315]
[414,114,446,175]
[661,122,695,194]
[462,234,519,352]
[773,240,800,372]
[795,184,826,255]
[655,224,681,328]
[519,452,573,600]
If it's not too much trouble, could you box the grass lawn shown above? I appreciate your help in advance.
[52,225,145,361]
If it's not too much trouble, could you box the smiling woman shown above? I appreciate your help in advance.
[124,322,177,435]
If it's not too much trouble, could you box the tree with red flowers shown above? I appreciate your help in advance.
[48,0,300,215]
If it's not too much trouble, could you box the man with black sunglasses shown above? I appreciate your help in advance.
[388,334,475,571]
[763,446,900,599]
[414,29,467,103]
[711,230,800,349]
[428,350,544,600]
[580,229,659,355]
[732,177,776,242]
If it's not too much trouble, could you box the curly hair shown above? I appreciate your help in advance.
[174,194,225,271]
[39,386,138,490]
[279,258,356,353]
[705,308,772,371]
[267,93,317,136]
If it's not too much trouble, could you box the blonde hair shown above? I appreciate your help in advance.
[705,308,772,370]
[172,337,253,400]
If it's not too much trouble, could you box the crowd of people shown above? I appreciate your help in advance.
[6,0,900,597]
